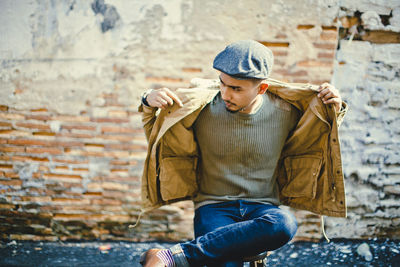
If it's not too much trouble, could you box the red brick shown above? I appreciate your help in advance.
[84,143,105,148]
[0,180,22,186]
[313,42,337,49]
[105,143,145,150]
[108,110,129,118]
[102,93,118,98]
[321,26,337,31]
[271,50,288,57]
[0,146,25,153]
[4,172,19,178]
[83,192,102,196]
[318,52,335,59]
[20,196,51,202]
[16,122,50,130]
[12,155,49,162]
[32,172,41,178]
[53,158,89,164]
[91,198,122,206]
[0,164,13,169]
[258,41,290,47]
[102,182,129,191]
[320,31,338,41]
[297,60,333,67]
[0,203,16,209]
[62,124,97,131]
[39,165,49,172]
[110,168,129,173]
[91,117,130,123]
[0,130,30,136]
[361,30,400,44]
[53,115,90,122]
[43,173,82,180]
[51,198,90,205]
[182,67,202,73]
[0,122,12,127]
[72,167,89,172]
[0,155,11,161]
[8,139,48,146]
[102,190,129,199]
[275,33,288,39]
[53,213,105,221]
[64,148,102,157]
[0,113,25,120]
[101,126,137,134]
[297,25,315,30]
[57,132,94,139]
[110,159,138,166]
[25,115,51,121]
[103,150,130,158]
[54,141,84,147]
[30,108,48,112]
[55,166,69,171]
[96,134,132,142]
[26,147,63,155]
[32,132,56,136]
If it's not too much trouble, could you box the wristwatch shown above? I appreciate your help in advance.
[141,89,153,107]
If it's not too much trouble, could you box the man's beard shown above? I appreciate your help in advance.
[225,107,240,113]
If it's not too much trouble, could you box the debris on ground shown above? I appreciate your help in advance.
[0,239,399,267]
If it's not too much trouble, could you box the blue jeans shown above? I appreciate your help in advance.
[170,200,297,267]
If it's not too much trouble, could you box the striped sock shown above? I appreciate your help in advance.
[156,249,175,267]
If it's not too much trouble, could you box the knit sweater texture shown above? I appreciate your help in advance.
[193,92,299,209]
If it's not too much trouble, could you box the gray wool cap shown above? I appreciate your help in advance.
[213,40,274,80]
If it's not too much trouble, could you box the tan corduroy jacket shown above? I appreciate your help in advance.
[138,78,348,218]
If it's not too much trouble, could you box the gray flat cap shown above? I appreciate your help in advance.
[213,40,274,80]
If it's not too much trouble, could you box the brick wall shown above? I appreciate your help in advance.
[0,0,399,242]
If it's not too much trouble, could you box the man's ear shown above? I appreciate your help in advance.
[258,83,269,94]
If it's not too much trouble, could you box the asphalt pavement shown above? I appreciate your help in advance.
[0,239,399,267]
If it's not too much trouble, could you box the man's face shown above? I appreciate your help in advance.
[219,72,262,113]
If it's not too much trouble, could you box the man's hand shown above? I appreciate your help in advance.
[317,83,342,113]
[145,88,183,109]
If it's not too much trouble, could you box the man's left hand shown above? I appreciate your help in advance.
[317,83,342,113]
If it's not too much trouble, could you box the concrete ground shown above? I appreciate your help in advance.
[0,239,399,267]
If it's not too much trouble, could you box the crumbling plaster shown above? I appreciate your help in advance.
[0,0,342,115]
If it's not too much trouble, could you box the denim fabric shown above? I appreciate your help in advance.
[178,200,297,267]
[170,244,190,267]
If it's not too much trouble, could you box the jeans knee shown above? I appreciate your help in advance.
[278,210,297,242]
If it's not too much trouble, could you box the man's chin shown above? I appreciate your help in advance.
[225,107,240,113]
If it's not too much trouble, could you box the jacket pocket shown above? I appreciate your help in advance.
[159,157,198,201]
[281,154,322,199]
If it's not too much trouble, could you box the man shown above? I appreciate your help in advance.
[138,40,347,267]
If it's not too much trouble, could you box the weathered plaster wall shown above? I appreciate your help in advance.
[0,0,399,242]
[325,0,400,239]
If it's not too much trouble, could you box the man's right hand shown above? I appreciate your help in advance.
[145,88,183,109]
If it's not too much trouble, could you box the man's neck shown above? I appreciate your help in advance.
[239,95,264,114]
